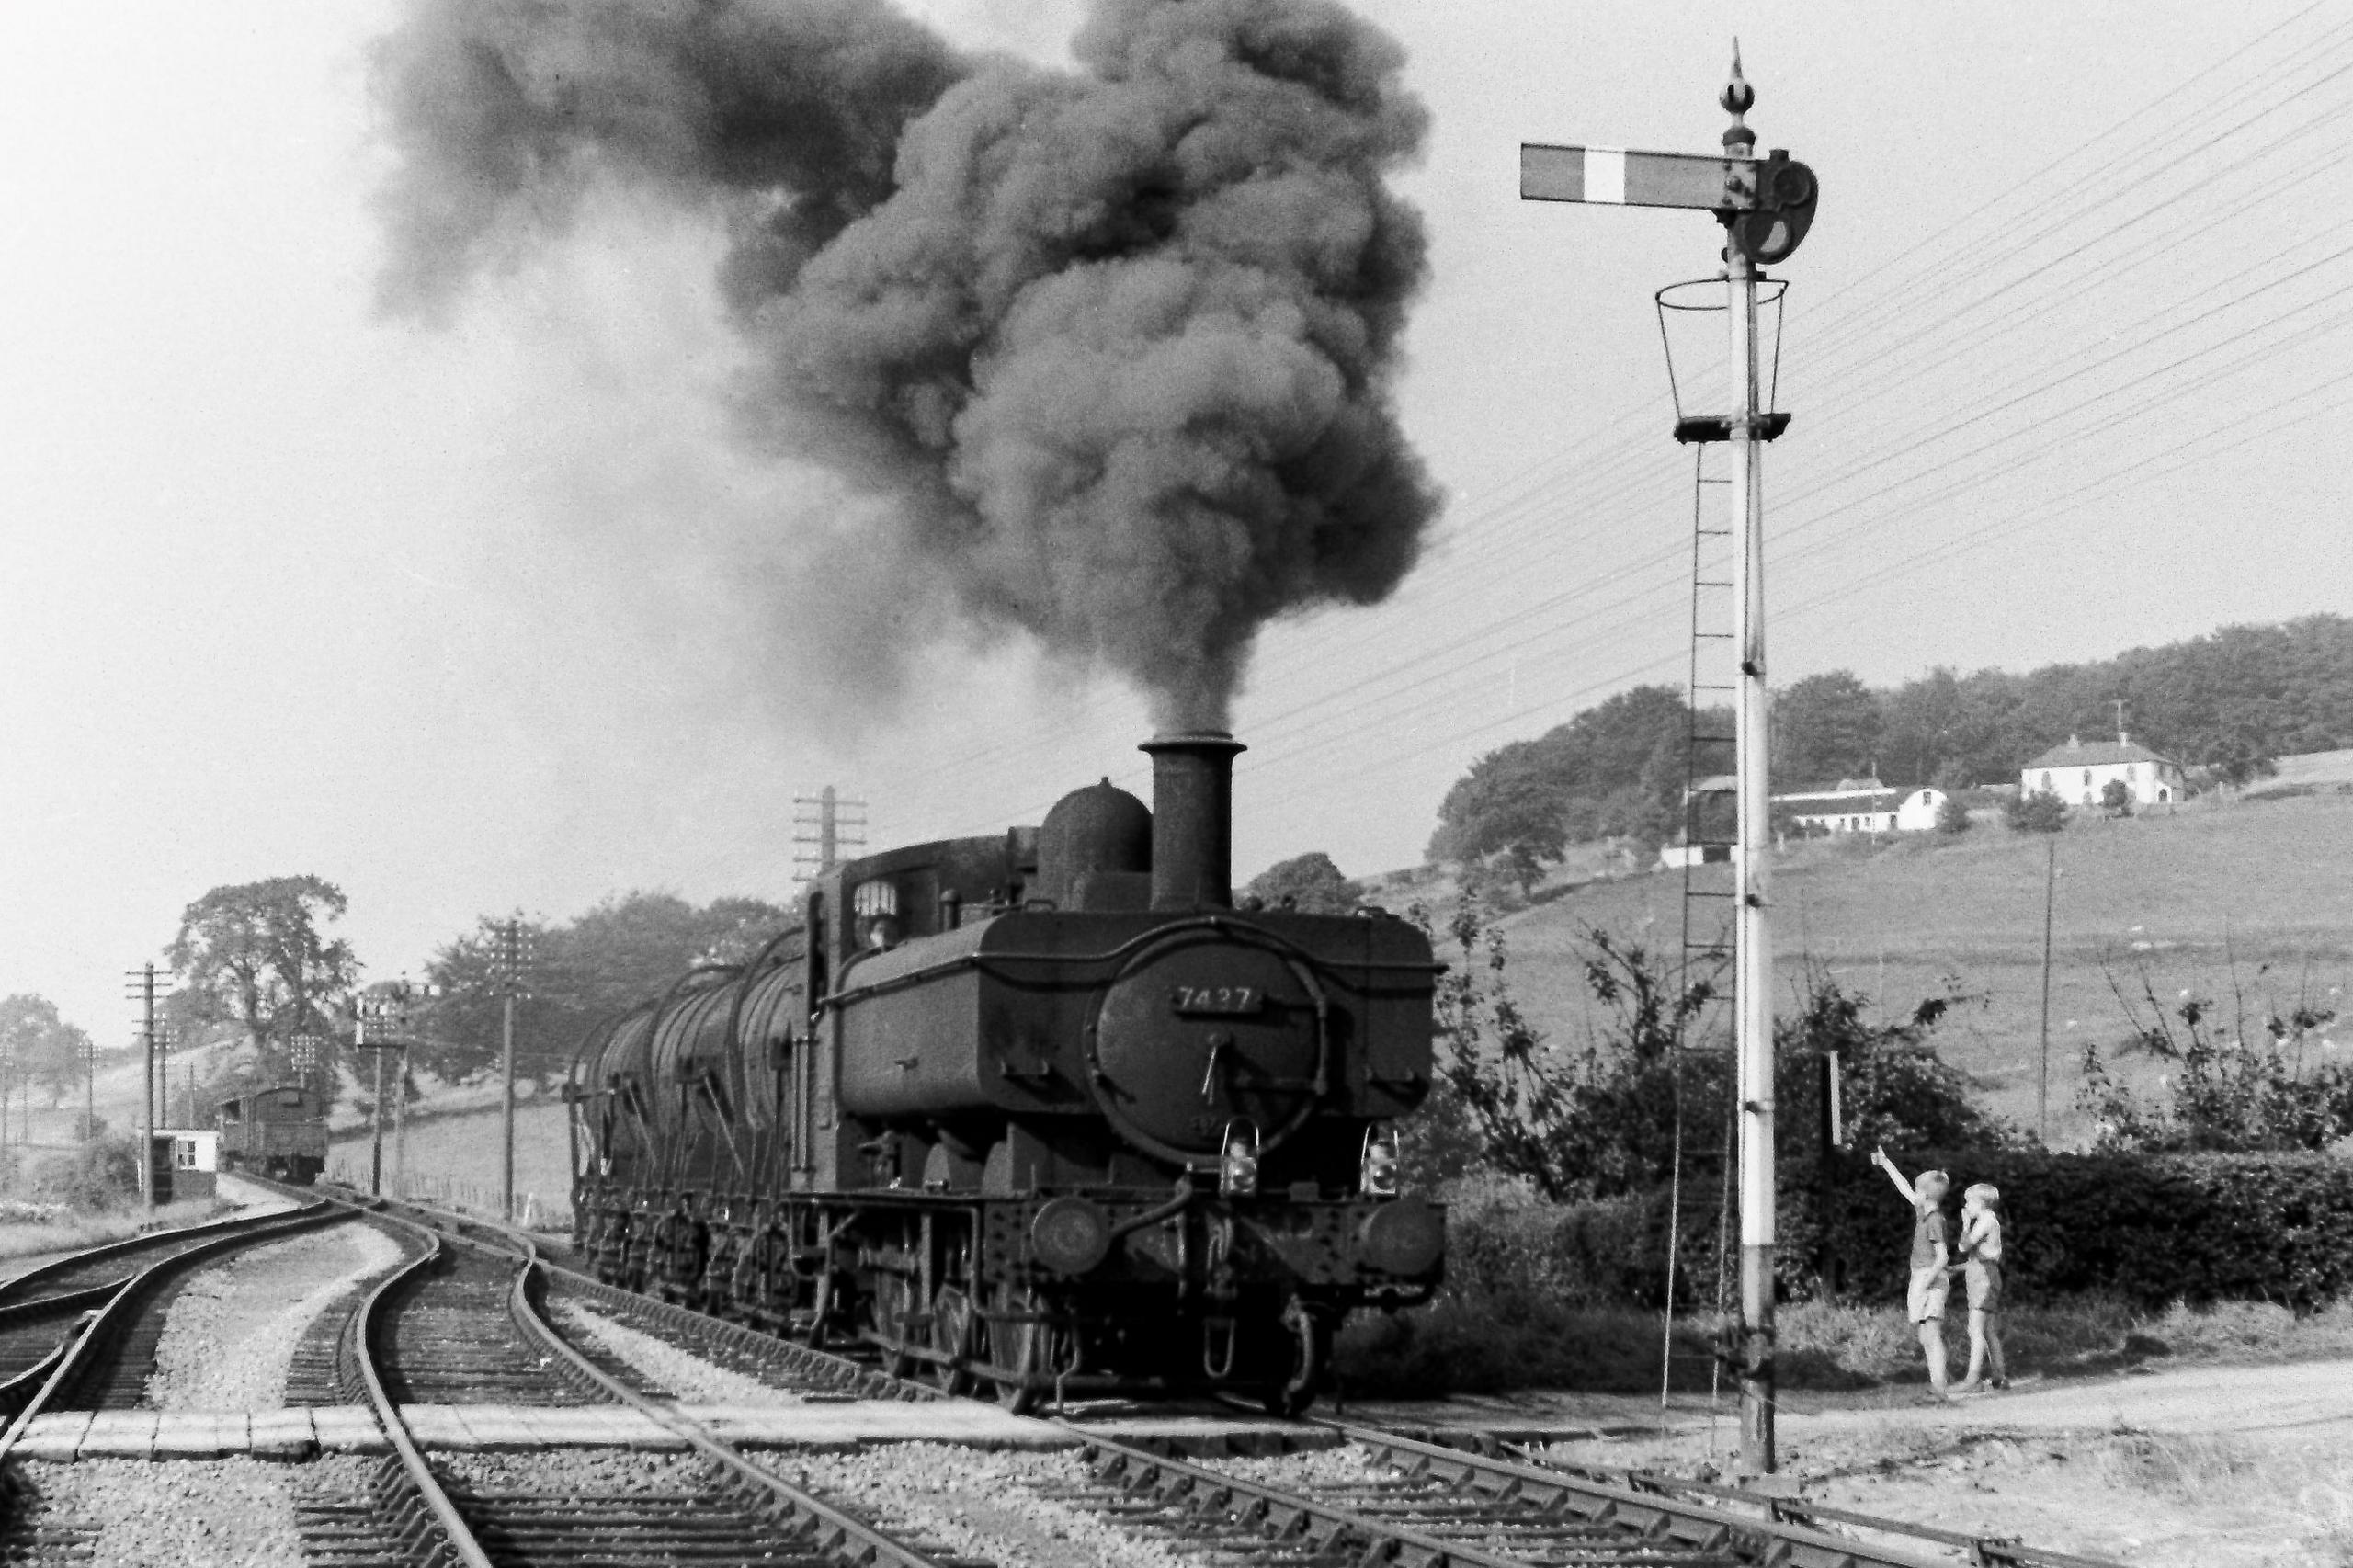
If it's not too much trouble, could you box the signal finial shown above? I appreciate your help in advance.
[1722,42,1756,153]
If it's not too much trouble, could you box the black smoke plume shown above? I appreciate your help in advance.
[375,0,1438,727]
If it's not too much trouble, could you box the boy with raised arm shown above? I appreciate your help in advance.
[1870,1145,1952,1398]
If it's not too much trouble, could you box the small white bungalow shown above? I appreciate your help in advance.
[1773,779,1949,835]
[2019,732,2185,808]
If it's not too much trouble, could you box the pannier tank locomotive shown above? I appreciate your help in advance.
[570,733,1446,1414]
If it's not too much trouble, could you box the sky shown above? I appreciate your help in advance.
[3,1,2347,1041]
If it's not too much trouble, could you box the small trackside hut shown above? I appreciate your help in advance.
[214,1084,330,1185]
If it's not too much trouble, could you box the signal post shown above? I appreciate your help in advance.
[1520,49,1818,1474]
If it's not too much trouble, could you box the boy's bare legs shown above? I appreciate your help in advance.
[1958,1309,2007,1389]
[1917,1319,1949,1392]
[1959,1311,1987,1388]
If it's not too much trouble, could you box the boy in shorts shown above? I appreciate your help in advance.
[1954,1182,2008,1392]
[1870,1145,1951,1396]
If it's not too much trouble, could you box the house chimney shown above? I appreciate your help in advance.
[2068,733,2080,750]
[1142,732,1245,910]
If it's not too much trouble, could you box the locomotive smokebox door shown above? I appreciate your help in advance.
[1088,931,1326,1163]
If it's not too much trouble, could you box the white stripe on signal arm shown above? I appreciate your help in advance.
[1584,146,1627,204]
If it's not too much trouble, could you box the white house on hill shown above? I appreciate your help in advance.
[2020,733,2184,807]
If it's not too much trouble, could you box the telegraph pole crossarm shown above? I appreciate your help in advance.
[1518,44,1817,1478]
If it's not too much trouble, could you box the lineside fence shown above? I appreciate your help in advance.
[325,1160,571,1235]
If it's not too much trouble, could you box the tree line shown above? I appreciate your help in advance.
[1431,613,2353,880]
[149,877,795,1112]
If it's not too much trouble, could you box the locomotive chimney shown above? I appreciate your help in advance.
[1141,732,1245,910]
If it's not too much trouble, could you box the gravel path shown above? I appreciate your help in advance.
[785,1442,1188,1568]
[549,1299,806,1404]
[146,1220,406,1409]
[17,1458,306,1567]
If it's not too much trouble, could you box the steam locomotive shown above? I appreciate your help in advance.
[215,1084,330,1184]
[568,733,1445,1414]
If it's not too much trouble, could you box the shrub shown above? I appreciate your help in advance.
[2081,965,2353,1152]
[1816,1148,2353,1311]
[1428,1147,2353,1320]
[1412,907,2002,1207]
[25,1139,141,1210]
[2006,789,2067,832]
[1934,793,1972,835]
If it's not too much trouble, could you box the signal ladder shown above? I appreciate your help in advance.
[1677,440,1739,998]
[1660,437,1742,1382]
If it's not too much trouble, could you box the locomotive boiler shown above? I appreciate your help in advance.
[569,733,1445,1414]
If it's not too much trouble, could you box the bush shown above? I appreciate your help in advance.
[2081,968,2353,1152]
[1821,1148,2353,1311]
[2006,789,2067,832]
[1934,792,1972,835]
[1413,908,2003,1206]
[25,1139,141,1210]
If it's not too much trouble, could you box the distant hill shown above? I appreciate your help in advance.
[1429,614,2353,879]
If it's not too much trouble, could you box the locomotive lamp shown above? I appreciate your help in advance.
[1359,1124,1401,1198]
[1220,1119,1262,1197]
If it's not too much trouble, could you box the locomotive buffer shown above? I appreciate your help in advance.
[1519,48,1818,1475]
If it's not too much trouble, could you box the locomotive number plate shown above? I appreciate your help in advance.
[1172,984,1262,1017]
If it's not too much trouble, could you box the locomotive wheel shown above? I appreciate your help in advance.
[1263,1295,1333,1419]
[867,1272,918,1379]
[981,1286,1045,1415]
[927,1286,976,1395]
[798,1270,835,1348]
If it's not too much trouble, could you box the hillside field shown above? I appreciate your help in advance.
[328,1099,573,1226]
[1467,790,2353,1147]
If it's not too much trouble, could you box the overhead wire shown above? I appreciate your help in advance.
[721,5,2353,868]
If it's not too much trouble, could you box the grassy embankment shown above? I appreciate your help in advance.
[327,1097,574,1228]
[0,1197,232,1272]
[1339,786,2353,1399]
[1451,789,2353,1147]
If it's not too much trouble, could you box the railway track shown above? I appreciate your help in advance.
[320,1187,2125,1568]
[301,1193,995,1568]
[0,1199,346,1425]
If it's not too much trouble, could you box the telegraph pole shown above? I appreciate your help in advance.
[123,964,173,1208]
[792,787,868,885]
[2038,841,2058,1142]
[494,917,535,1223]
[1521,47,1818,1476]
[355,986,414,1198]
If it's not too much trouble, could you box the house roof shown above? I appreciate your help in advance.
[2022,737,2175,770]
[1776,789,1903,812]
[1773,779,1889,803]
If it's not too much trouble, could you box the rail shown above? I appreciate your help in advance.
[339,1208,501,1568]
[319,1181,2123,1568]
[1486,1442,2131,1568]
[0,1199,342,1449]
[313,1184,969,1568]
[501,1242,965,1568]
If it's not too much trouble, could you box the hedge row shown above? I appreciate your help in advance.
[1444,1149,2353,1312]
